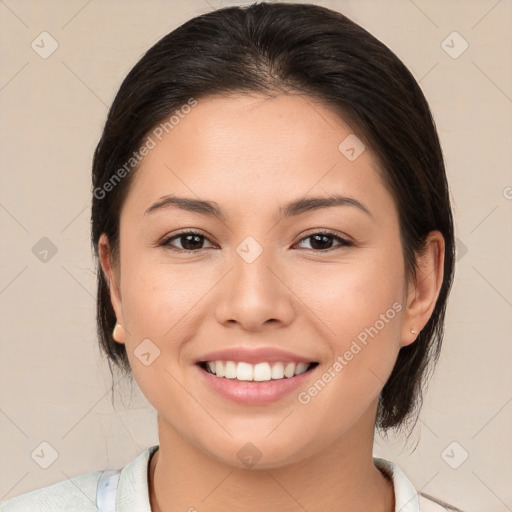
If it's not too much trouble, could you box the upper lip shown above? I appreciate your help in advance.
[196,347,317,365]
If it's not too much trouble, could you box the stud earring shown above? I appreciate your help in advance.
[113,323,124,341]
[410,328,416,334]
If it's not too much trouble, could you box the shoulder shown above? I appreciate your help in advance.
[0,470,103,512]
[0,445,159,512]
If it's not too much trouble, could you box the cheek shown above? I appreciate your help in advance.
[121,259,207,338]
[117,255,207,404]
[291,258,404,434]
[118,221,202,321]
[296,244,405,389]
[299,246,405,339]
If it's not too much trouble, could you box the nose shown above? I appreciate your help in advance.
[214,246,295,332]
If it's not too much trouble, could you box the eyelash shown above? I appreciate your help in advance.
[159,229,354,254]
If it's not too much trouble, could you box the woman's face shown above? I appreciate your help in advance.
[100,93,428,468]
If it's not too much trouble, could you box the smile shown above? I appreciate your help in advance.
[199,360,319,382]
[196,360,320,405]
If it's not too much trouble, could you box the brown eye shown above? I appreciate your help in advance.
[161,231,215,253]
[296,231,353,251]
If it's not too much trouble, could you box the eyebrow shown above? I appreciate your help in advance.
[144,193,372,220]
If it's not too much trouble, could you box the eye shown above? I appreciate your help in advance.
[295,230,353,251]
[160,230,215,253]
[160,229,353,254]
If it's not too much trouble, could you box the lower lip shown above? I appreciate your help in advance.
[196,364,318,405]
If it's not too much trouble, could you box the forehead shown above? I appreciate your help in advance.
[123,93,393,220]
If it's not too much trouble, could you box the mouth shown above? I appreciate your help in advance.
[197,360,320,382]
[196,359,321,405]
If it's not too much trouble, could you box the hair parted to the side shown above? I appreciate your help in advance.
[91,2,455,435]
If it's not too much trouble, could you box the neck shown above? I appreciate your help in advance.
[149,402,394,512]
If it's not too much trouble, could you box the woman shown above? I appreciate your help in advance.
[1,2,462,511]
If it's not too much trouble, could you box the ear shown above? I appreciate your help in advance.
[98,233,125,344]
[400,230,445,348]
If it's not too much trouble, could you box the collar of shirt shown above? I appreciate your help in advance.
[115,446,424,512]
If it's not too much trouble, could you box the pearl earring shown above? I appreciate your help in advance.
[410,328,416,334]
[113,323,123,341]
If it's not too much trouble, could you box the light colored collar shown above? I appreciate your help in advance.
[116,446,422,511]
[115,445,158,511]
[374,457,420,511]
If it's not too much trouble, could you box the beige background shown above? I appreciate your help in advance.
[0,0,511,510]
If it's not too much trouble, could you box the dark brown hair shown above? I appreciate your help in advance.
[91,2,455,435]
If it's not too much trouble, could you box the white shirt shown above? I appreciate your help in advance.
[0,445,457,511]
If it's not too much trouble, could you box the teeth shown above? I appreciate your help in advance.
[225,361,237,379]
[214,361,225,377]
[295,362,310,376]
[253,362,272,381]
[284,362,296,378]
[271,362,285,379]
[202,361,314,381]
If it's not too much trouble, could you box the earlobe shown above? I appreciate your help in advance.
[400,231,445,348]
[98,233,125,343]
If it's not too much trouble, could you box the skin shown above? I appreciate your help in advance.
[99,93,445,512]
